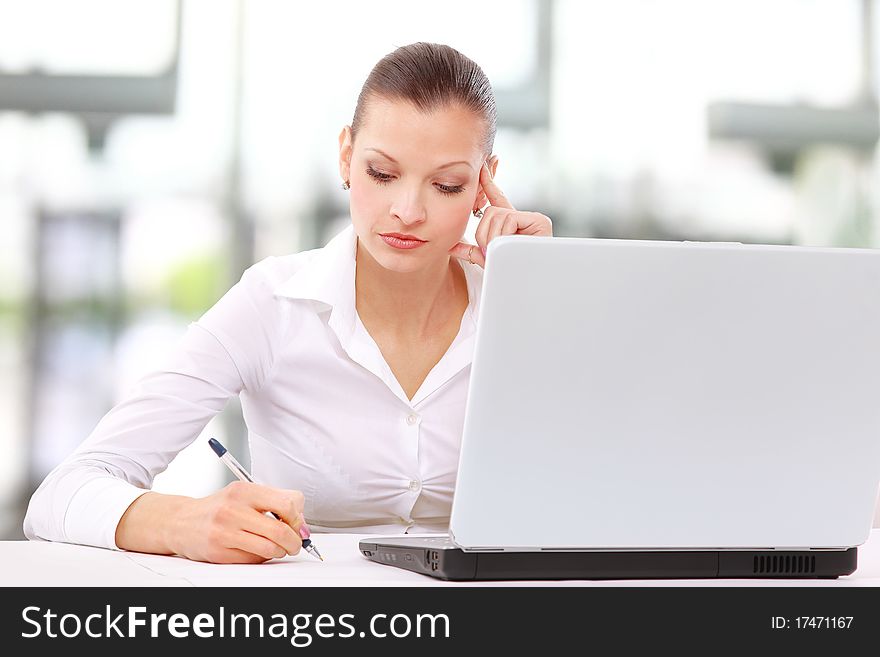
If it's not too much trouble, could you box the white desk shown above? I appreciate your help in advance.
[3,530,879,587]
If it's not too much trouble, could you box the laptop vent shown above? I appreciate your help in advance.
[753,554,816,575]
[426,550,440,572]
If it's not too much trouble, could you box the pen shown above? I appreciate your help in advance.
[208,437,323,562]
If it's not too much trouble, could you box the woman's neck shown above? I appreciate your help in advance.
[354,239,467,340]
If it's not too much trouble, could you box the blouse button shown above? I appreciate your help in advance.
[406,413,419,426]
[408,479,421,491]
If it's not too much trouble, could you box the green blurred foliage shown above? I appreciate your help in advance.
[159,252,228,319]
[0,252,233,327]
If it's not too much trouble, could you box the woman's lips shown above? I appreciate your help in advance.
[379,234,427,250]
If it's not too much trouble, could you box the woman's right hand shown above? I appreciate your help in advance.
[171,481,306,563]
[116,482,306,564]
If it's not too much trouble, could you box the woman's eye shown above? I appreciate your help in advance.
[436,183,465,195]
[365,166,465,195]
[366,166,393,184]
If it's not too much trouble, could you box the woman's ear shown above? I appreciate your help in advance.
[338,126,353,183]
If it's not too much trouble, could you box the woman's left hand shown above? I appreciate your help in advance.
[449,161,552,269]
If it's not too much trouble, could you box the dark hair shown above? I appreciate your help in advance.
[350,42,496,156]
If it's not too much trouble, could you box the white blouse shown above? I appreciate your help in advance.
[24,223,484,550]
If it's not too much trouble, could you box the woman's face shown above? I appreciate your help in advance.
[339,98,493,274]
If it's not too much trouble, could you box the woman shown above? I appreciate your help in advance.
[23,42,553,563]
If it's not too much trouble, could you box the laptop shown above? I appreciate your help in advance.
[360,236,880,580]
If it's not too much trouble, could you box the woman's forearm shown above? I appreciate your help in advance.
[115,483,306,563]
[115,491,192,555]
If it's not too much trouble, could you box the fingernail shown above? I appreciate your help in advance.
[298,512,310,539]
[480,247,487,258]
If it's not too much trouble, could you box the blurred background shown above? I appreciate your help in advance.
[2,0,880,539]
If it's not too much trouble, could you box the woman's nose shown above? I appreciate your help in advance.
[389,189,427,225]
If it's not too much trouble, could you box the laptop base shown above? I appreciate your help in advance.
[359,536,858,581]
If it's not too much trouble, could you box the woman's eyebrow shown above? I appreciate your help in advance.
[365,147,473,171]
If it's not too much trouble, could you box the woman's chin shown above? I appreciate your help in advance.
[376,255,430,273]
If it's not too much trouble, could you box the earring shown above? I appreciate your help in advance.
[342,180,350,190]
[473,207,483,218]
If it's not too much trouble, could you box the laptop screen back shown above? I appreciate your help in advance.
[450,237,880,551]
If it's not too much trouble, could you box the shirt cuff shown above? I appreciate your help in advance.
[62,477,151,551]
